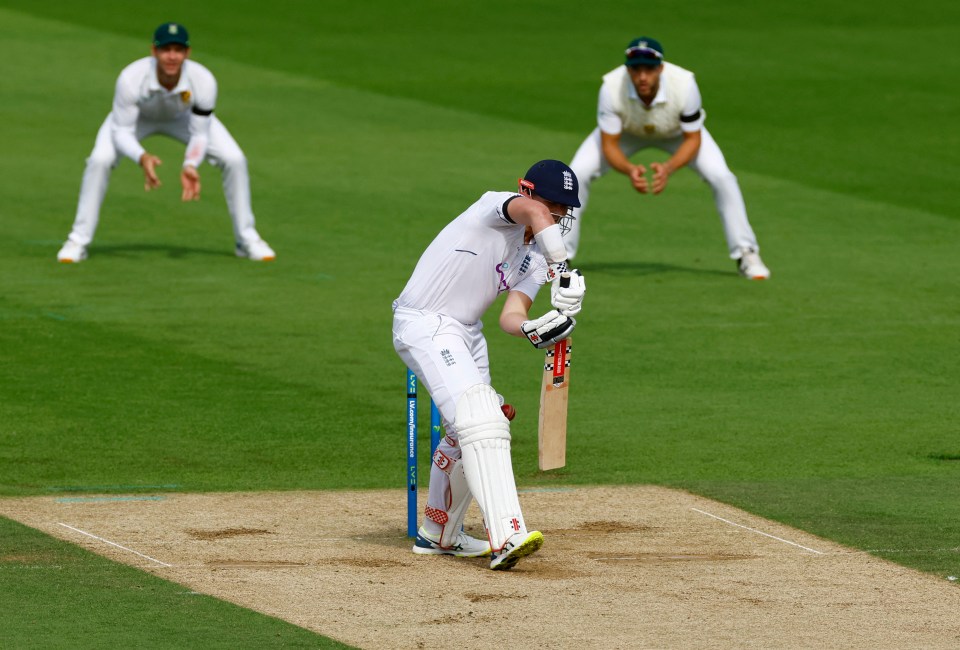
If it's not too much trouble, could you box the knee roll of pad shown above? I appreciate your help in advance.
[454,384,510,447]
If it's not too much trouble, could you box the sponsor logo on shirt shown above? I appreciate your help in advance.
[495,263,509,293]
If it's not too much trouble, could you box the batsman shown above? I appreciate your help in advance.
[392,160,586,570]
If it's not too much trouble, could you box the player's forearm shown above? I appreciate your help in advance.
[499,312,527,337]
[601,136,637,176]
[112,126,145,163]
[508,202,567,264]
[183,135,208,168]
[110,94,146,162]
[509,198,558,235]
[600,131,636,176]
[184,114,212,168]
[499,292,534,336]
[665,131,701,172]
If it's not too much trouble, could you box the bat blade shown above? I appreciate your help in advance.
[538,337,571,470]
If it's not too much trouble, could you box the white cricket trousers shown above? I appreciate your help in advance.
[567,126,760,259]
[65,113,262,247]
[392,306,492,423]
[392,304,523,539]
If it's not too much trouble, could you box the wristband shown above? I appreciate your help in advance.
[534,224,567,264]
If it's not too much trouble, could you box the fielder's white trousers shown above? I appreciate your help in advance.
[567,126,760,259]
[393,304,522,539]
[65,113,262,247]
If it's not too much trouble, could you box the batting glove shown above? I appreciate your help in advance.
[551,269,585,317]
[521,309,576,349]
[545,261,569,283]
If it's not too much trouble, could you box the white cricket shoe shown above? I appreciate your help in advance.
[57,240,88,263]
[235,239,276,261]
[490,530,543,571]
[736,247,770,280]
[412,527,491,558]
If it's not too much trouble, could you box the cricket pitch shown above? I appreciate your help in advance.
[2,485,959,648]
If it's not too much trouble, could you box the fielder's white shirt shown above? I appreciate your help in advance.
[395,191,548,325]
[110,57,217,167]
[597,62,705,139]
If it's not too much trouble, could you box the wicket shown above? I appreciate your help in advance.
[406,368,441,537]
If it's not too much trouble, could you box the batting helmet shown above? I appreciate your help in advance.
[520,160,581,208]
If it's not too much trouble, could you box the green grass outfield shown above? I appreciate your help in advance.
[2,0,959,646]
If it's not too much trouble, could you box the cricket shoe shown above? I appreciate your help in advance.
[235,238,276,261]
[57,240,88,263]
[412,527,491,558]
[490,530,543,571]
[736,247,770,280]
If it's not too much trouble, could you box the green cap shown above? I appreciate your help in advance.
[625,37,663,66]
[153,22,190,47]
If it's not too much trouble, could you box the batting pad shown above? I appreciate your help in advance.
[437,458,473,548]
[455,384,527,550]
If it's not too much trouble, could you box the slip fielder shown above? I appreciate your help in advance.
[57,22,275,263]
[392,160,586,570]
[567,36,770,279]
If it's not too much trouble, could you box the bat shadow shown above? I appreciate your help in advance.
[575,260,734,278]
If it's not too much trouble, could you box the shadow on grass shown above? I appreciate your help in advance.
[576,260,734,278]
[92,243,234,260]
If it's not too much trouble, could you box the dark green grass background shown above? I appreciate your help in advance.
[1,0,958,646]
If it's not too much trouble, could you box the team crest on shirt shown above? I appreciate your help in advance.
[518,253,532,275]
[644,124,655,134]
[180,90,191,103]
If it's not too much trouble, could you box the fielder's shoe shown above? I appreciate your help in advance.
[235,239,276,261]
[412,527,491,558]
[490,530,544,571]
[57,240,88,263]
[736,247,770,280]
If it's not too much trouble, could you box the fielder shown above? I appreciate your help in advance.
[567,36,770,280]
[57,22,275,263]
[393,160,586,570]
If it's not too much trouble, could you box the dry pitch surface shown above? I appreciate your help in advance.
[3,486,960,649]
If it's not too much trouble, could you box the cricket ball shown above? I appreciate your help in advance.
[501,404,516,421]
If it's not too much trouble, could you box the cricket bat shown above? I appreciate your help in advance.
[538,336,571,470]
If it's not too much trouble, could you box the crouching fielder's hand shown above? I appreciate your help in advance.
[180,165,201,201]
[521,309,576,349]
[551,269,585,316]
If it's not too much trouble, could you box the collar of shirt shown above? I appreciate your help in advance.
[627,68,669,107]
[147,58,189,94]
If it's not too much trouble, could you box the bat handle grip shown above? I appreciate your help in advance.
[559,272,571,289]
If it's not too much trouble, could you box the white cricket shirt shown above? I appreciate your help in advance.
[110,57,217,167]
[395,191,549,325]
[597,62,705,139]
